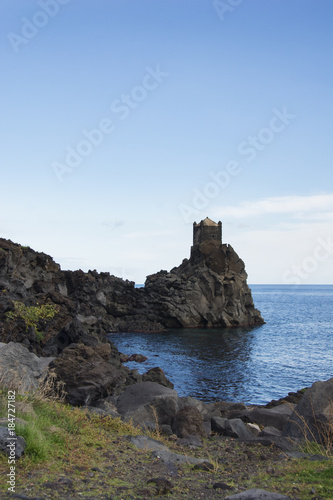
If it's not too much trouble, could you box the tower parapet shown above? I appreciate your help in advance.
[193,217,222,246]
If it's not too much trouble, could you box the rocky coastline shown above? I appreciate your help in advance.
[0,222,263,357]
[0,224,332,499]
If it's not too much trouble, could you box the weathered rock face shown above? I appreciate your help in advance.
[48,343,127,406]
[0,233,263,354]
[0,238,138,355]
[0,341,54,394]
[142,241,264,328]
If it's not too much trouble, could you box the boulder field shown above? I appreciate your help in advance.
[0,236,263,356]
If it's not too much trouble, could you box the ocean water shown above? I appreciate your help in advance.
[108,285,333,405]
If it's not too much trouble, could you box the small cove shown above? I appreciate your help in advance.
[109,285,333,405]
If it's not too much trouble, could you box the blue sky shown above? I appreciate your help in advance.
[1,0,332,284]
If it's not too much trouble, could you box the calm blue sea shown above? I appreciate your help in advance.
[108,285,333,405]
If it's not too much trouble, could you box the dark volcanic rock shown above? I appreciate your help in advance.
[0,222,263,354]
[116,381,180,428]
[265,388,308,408]
[211,417,254,440]
[0,238,124,354]
[49,343,126,406]
[143,240,264,329]
[142,367,174,389]
[128,353,148,362]
[258,426,282,437]
[244,404,295,431]
[171,405,206,438]
[283,377,333,443]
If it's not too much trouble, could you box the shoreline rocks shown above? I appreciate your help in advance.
[0,340,332,467]
[283,377,333,443]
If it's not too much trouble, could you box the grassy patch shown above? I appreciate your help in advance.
[270,460,333,499]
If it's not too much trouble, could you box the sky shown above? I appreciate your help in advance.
[0,0,332,285]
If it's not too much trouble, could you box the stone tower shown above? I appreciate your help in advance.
[193,217,222,246]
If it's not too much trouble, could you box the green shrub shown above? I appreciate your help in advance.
[6,301,59,341]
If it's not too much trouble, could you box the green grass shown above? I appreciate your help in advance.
[0,383,141,468]
[275,461,333,499]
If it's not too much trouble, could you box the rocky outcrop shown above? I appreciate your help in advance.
[0,233,263,355]
[0,238,137,355]
[1,336,330,455]
[142,240,264,328]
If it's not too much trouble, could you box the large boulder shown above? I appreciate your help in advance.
[171,405,206,438]
[0,342,54,393]
[244,404,295,431]
[211,417,254,440]
[116,382,180,429]
[283,378,333,444]
[49,343,126,406]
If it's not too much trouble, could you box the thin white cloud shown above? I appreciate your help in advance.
[212,194,333,219]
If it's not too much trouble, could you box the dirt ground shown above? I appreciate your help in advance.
[3,431,330,500]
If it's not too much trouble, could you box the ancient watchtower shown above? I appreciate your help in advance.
[193,218,222,246]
